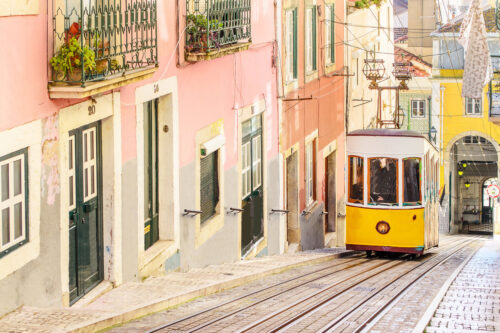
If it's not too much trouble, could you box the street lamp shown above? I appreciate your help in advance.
[463,162,468,168]
[363,58,385,89]
[458,170,464,176]
[465,181,471,188]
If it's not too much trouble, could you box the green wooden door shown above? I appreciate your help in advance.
[68,122,102,304]
[144,99,159,250]
[241,115,264,254]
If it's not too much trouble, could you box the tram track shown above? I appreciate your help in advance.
[248,238,481,333]
[145,237,464,333]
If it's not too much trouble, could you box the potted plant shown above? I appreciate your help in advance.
[50,37,96,82]
[185,14,223,53]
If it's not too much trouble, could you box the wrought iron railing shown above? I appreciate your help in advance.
[51,0,157,85]
[185,0,251,54]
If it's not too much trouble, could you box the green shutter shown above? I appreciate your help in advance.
[200,151,219,223]
[331,5,335,63]
[293,8,298,79]
[312,6,317,71]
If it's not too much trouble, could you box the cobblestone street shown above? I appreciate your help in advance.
[1,235,500,332]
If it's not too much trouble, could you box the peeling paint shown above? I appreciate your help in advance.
[41,114,60,205]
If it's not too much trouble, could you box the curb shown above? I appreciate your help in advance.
[71,250,358,332]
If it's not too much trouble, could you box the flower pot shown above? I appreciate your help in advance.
[96,59,108,74]
[67,68,83,82]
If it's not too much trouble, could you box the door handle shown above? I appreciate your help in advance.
[81,217,86,224]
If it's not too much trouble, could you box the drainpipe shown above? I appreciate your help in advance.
[407,99,410,130]
[440,86,445,164]
[427,96,432,141]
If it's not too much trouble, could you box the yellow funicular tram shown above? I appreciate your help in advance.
[346,129,439,255]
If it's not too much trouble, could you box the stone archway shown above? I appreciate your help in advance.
[443,131,500,235]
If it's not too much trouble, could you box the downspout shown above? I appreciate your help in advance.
[274,0,285,254]
[440,86,445,164]
[407,98,410,130]
[427,96,432,141]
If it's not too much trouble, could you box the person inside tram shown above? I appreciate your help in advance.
[370,158,397,205]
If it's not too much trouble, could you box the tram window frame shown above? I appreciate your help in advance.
[348,155,364,204]
[403,157,422,206]
[368,157,399,206]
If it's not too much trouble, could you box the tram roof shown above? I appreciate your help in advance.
[348,129,426,139]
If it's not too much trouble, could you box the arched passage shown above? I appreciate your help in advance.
[442,131,499,235]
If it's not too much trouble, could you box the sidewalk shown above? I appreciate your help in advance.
[0,248,352,333]
[424,239,500,332]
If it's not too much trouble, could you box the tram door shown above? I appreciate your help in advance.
[68,123,102,304]
[241,115,263,254]
[325,152,336,232]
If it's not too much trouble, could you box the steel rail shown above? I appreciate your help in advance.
[145,252,364,333]
[351,241,482,333]
[317,239,480,333]
[243,238,471,333]
[144,236,462,333]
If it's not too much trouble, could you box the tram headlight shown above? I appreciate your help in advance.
[376,221,390,234]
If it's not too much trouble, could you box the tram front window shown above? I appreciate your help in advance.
[403,158,421,205]
[369,158,398,206]
[348,156,364,203]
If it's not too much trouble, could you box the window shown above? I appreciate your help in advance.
[411,100,425,118]
[464,135,486,144]
[285,9,298,81]
[369,158,398,206]
[325,5,335,65]
[348,156,364,203]
[305,140,316,206]
[465,97,481,115]
[403,158,421,205]
[305,7,317,73]
[200,151,219,223]
[0,149,28,257]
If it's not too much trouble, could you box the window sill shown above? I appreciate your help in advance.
[324,62,336,75]
[48,67,157,99]
[305,70,319,83]
[185,42,251,63]
[464,114,483,118]
[139,240,178,278]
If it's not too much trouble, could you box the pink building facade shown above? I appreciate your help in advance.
[0,0,281,313]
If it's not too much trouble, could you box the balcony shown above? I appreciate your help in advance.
[185,0,251,62]
[49,0,158,99]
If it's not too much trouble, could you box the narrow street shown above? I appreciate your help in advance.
[101,236,493,333]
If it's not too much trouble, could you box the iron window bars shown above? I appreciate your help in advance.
[185,0,251,54]
[52,0,158,85]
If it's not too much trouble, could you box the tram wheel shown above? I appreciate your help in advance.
[366,250,372,257]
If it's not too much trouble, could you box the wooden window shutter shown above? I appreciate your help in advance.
[293,8,298,79]
[200,150,219,223]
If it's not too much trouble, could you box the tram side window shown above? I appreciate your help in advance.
[348,156,364,203]
[369,158,398,206]
[403,158,421,205]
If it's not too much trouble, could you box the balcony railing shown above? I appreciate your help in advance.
[185,0,251,57]
[51,0,157,86]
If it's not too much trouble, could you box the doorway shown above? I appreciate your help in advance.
[241,115,264,254]
[68,122,102,304]
[325,152,337,233]
[286,151,299,246]
[144,99,159,250]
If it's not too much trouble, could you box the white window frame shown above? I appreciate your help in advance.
[325,5,332,65]
[465,97,482,116]
[252,135,262,190]
[305,7,314,73]
[305,140,315,207]
[0,149,28,256]
[285,9,295,82]
[242,142,251,198]
[411,100,425,118]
